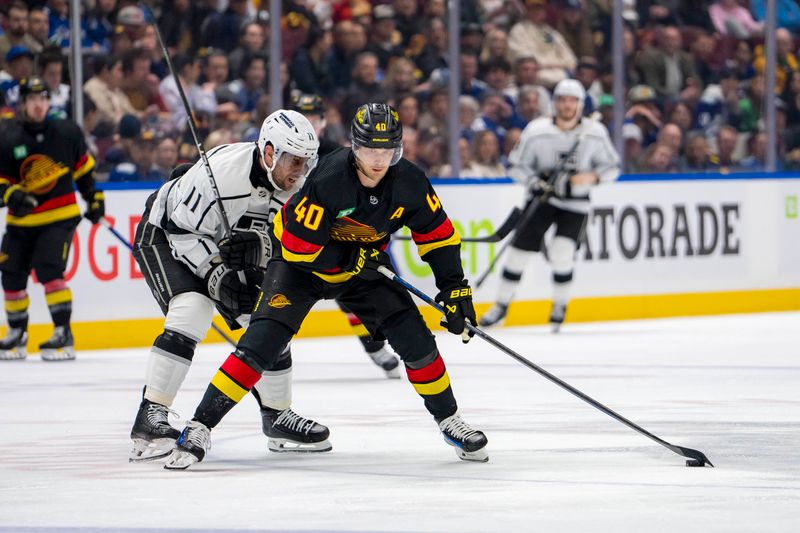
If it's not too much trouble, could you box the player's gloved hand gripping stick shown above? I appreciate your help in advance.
[378,266,714,468]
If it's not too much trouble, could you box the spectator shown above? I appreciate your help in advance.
[402,126,420,166]
[384,57,418,102]
[201,50,232,104]
[637,26,701,102]
[84,54,138,129]
[715,124,740,168]
[37,49,69,119]
[682,132,720,171]
[597,93,614,131]
[471,130,507,177]
[28,6,50,52]
[47,0,70,48]
[340,51,387,123]
[640,142,677,173]
[121,48,159,114]
[290,26,333,97]
[418,88,449,134]
[438,137,480,178]
[0,2,41,69]
[364,4,404,70]
[108,129,161,182]
[395,93,419,129]
[696,66,745,134]
[458,95,481,140]
[502,128,523,167]
[510,85,543,128]
[731,41,756,82]
[84,0,117,53]
[413,17,449,80]
[201,0,249,53]
[508,56,552,114]
[150,136,179,182]
[690,32,719,88]
[394,0,424,48]
[739,131,769,169]
[656,122,683,160]
[751,0,800,33]
[556,0,595,59]
[0,46,34,107]
[667,101,695,133]
[739,74,766,133]
[622,26,642,87]
[479,29,513,69]
[470,91,512,145]
[226,54,267,114]
[710,0,763,38]
[326,20,367,90]
[575,57,600,115]
[228,22,266,85]
[158,0,204,54]
[483,58,514,97]
[508,0,577,88]
[159,53,216,132]
[416,127,447,175]
[625,84,662,146]
[784,71,800,126]
[622,122,645,171]
[754,28,798,95]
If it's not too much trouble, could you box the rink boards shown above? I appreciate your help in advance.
[2,175,799,349]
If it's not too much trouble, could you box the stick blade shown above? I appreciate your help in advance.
[676,445,714,467]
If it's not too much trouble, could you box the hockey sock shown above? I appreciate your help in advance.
[43,279,71,328]
[346,312,385,353]
[194,353,262,428]
[144,329,197,407]
[496,247,534,305]
[552,272,573,307]
[4,290,29,330]
[405,351,457,421]
[252,367,292,411]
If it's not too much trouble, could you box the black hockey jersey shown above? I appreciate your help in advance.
[0,118,96,227]
[273,148,464,289]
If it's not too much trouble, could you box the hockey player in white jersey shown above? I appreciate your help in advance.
[129,109,331,461]
[479,79,620,331]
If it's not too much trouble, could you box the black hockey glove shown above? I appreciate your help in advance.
[219,231,268,270]
[347,246,391,281]
[435,280,477,344]
[83,191,105,224]
[205,262,261,316]
[2,184,38,216]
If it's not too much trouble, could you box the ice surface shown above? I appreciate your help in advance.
[1,312,798,532]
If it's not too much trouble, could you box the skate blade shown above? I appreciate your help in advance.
[163,449,201,470]
[129,438,176,463]
[268,438,332,453]
[41,347,76,361]
[0,348,27,361]
[443,437,489,462]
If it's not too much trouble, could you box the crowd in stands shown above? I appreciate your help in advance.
[2,0,800,181]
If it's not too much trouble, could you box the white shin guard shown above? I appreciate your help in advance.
[144,349,191,407]
[497,247,535,305]
[549,236,577,306]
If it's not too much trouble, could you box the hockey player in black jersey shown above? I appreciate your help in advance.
[291,92,402,378]
[0,77,104,361]
[165,103,488,469]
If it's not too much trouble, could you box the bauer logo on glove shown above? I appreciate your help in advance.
[436,280,477,344]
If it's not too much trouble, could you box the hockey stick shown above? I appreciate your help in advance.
[100,218,238,348]
[151,20,233,239]
[378,266,714,468]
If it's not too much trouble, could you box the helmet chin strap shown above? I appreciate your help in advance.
[259,145,283,191]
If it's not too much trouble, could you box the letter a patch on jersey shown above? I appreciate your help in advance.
[389,206,404,220]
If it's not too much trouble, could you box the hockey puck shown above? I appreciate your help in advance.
[686,459,705,467]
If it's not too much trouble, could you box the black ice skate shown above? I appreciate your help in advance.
[438,414,489,462]
[261,407,332,453]
[550,303,567,333]
[479,303,508,328]
[0,328,28,361]
[39,326,75,361]
[164,420,211,470]
[367,346,401,379]
[129,399,181,462]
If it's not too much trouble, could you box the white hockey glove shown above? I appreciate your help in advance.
[218,230,272,270]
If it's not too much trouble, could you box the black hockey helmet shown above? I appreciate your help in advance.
[291,93,324,116]
[18,76,48,100]
[351,103,403,149]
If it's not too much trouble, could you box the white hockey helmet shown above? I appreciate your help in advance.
[257,109,320,189]
[553,78,586,115]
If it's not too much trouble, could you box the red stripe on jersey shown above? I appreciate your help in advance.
[74,153,89,171]
[29,192,77,214]
[220,354,261,389]
[4,290,27,300]
[43,279,67,292]
[281,227,323,256]
[405,354,446,383]
[411,218,454,244]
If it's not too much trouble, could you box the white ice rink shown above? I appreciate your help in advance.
[1,312,798,533]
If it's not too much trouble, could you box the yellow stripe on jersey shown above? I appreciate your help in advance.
[6,204,81,227]
[350,323,369,337]
[73,155,96,180]
[210,371,249,403]
[45,289,72,306]
[411,372,451,396]
[416,232,461,257]
[274,211,324,264]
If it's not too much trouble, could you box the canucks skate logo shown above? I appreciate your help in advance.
[268,294,292,308]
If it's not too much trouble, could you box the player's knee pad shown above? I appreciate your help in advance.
[549,236,577,275]
[380,309,436,363]
[154,329,197,363]
[164,292,215,342]
[237,318,295,372]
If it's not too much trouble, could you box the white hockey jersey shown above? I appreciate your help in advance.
[508,117,620,214]
[148,142,295,277]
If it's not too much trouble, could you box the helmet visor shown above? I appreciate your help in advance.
[271,151,318,190]
[353,145,403,168]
